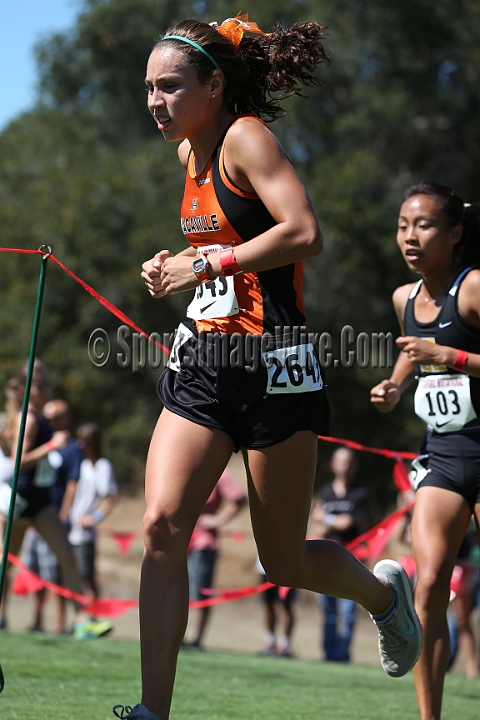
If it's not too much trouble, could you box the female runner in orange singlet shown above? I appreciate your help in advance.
[113,15,422,720]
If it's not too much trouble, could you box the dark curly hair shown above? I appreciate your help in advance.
[152,18,330,121]
[404,181,480,268]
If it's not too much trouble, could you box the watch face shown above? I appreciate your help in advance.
[192,255,207,275]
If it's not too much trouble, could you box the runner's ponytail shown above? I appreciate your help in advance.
[155,18,330,121]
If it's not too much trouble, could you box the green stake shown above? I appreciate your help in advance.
[0,246,51,693]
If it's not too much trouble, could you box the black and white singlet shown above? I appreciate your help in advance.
[404,267,480,455]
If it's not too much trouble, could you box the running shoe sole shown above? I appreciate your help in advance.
[373,559,423,677]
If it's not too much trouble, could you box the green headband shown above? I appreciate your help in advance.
[162,35,226,85]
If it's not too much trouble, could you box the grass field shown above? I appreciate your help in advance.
[0,632,479,719]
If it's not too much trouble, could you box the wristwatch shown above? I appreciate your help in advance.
[192,254,213,284]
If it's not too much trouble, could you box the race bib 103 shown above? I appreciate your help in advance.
[263,343,323,395]
[414,374,477,433]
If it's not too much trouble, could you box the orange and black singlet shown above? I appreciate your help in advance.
[180,116,307,336]
[159,117,330,447]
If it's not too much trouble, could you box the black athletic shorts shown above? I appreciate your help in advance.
[157,321,330,451]
[416,430,480,511]
[259,575,297,605]
[17,488,52,519]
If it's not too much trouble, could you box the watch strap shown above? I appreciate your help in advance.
[192,254,213,284]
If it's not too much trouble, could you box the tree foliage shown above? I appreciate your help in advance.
[1,0,479,499]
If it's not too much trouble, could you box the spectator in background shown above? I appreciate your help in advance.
[183,468,247,650]
[0,360,92,634]
[0,377,20,486]
[21,399,83,632]
[0,377,19,448]
[389,489,416,583]
[69,423,118,639]
[43,400,82,526]
[0,424,13,488]
[447,522,479,678]
[0,443,12,486]
[311,447,368,662]
[255,555,297,658]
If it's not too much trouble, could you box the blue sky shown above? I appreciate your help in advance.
[0,0,81,131]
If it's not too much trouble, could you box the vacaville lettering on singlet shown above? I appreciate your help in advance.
[180,214,221,234]
[179,115,307,337]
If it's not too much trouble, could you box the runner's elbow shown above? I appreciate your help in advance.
[299,225,323,258]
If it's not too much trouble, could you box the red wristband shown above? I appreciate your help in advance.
[219,248,242,277]
[46,439,55,451]
[453,350,468,371]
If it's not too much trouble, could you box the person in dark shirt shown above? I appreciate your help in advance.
[0,361,87,632]
[311,446,367,662]
[21,399,83,632]
[44,400,83,522]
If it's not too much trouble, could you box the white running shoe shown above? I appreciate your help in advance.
[113,703,162,720]
[371,559,423,677]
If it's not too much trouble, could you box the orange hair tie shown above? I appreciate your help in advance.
[212,13,267,46]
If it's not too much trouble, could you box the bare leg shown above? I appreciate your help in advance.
[265,598,276,634]
[411,487,472,720]
[32,588,47,630]
[274,594,295,657]
[74,571,99,621]
[82,573,99,600]
[55,595,67,633]
[33,505,85,616]
[451,588,479,677]
[0,515,29,622]
[192,606,211,646]
[281,597,295,639]
[140,410,234,720]
[244,431,393,614]
[257,597,277,654]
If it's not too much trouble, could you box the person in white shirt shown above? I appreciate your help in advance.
[69,423,118,639]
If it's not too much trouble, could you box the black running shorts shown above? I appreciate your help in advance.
[157,321,330,451]
[417,430,480,510]
[17,488,52,519]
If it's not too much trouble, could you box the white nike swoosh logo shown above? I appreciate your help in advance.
[438,322,452,328]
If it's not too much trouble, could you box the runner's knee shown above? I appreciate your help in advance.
[143,508,189,557]
[415,568,451,615]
